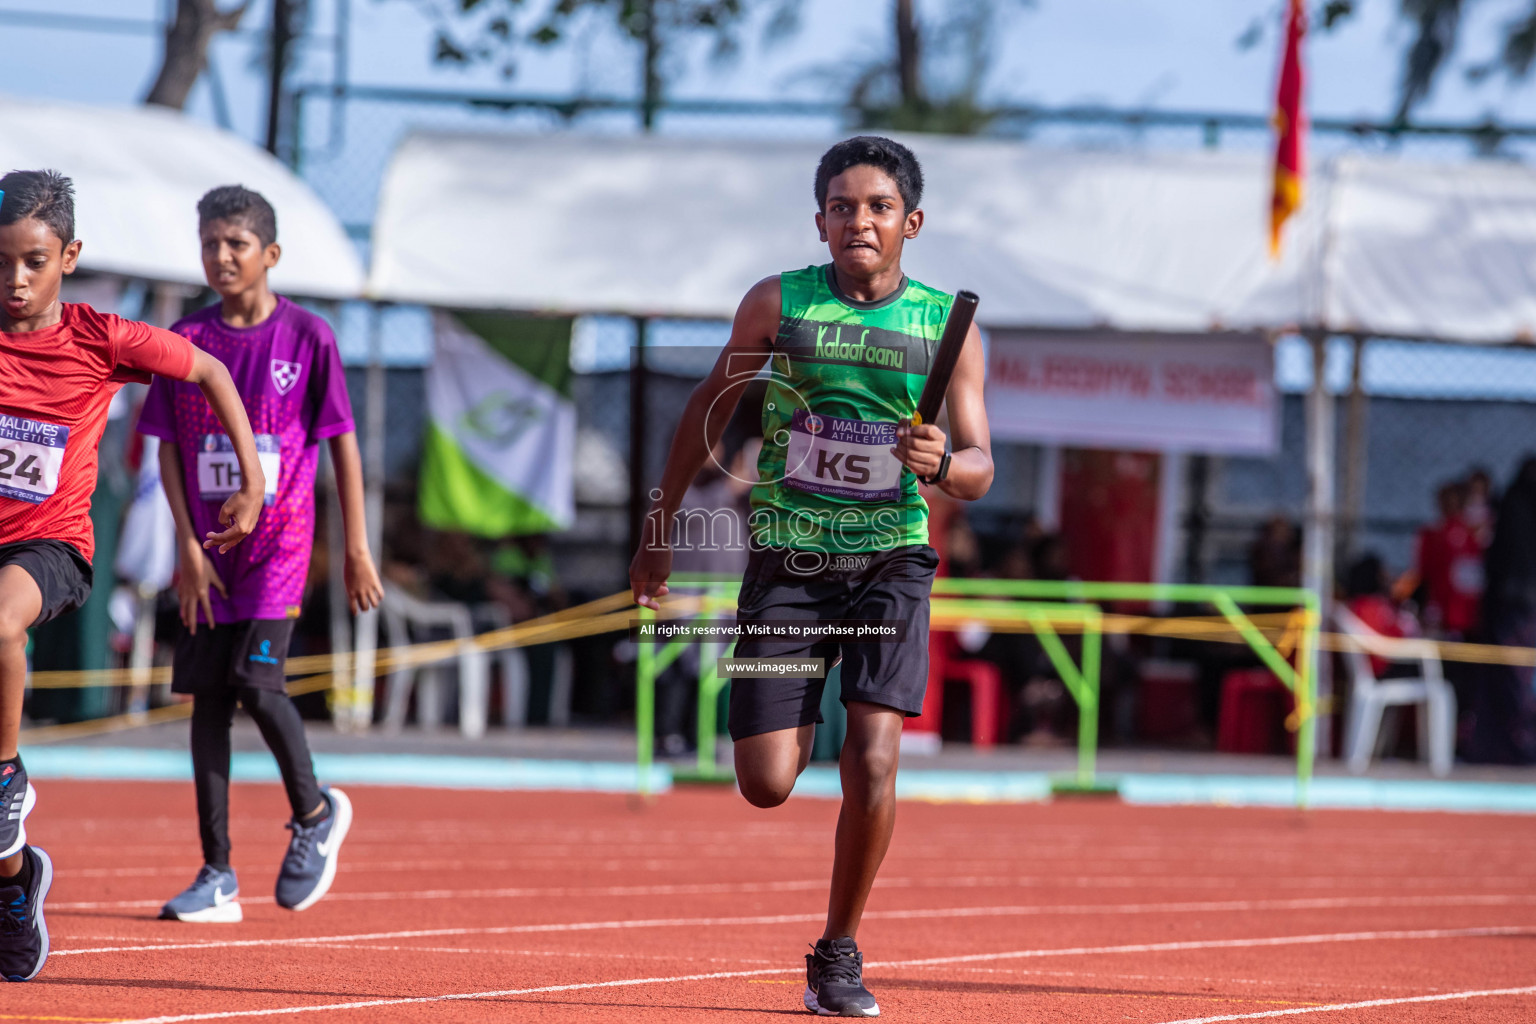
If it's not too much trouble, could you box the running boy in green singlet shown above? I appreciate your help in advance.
[631,137,992,1017]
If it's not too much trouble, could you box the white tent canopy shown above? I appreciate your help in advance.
[369,131,1536,344]
[0,94,363,300]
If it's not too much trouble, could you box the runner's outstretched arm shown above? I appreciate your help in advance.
[630,277,779,610]
[181,349,264,552]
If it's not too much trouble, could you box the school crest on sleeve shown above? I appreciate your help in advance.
[270,360,302,395]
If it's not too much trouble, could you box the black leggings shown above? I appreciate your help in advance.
[191,687,323,869]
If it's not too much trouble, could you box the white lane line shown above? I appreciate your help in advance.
[306,943,775,964]
[48,887,1536,914]
[59,861,1536,892]
[871,925,1534,969]
[101,928,1536,1024]
[108,966,802,1023]
[50,904,1536,958]
[1152,985,1536,1023]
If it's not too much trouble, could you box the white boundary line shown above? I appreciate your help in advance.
[103,967,800,1024]
[48,888,1536,915]
[1153,985,1536,1023]
[99,926,1536,1024]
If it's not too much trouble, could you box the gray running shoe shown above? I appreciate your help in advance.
[160,864,242,924]
[275,786,352,911]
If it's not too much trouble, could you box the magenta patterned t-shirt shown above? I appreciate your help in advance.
[137,297,355,623]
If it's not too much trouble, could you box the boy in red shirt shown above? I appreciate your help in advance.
[1414,482,1485,638]
[0,169,265,982]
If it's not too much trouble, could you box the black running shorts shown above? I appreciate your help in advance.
[0,539,93,627]
[728,544,939,741]
[172,618,296,696]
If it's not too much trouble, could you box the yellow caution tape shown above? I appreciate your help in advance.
[22,588,1536,692]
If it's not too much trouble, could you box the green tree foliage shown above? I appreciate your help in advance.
[842,0,1032,134]
[1242,1,1536,126]
[392,0,799,84]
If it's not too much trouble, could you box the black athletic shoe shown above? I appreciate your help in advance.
[804,937,879,1017]
[0,846,52,982]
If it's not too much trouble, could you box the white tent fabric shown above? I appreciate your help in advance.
[368,131,1536,344]
[0,94,363,299]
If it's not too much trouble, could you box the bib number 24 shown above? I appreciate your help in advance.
[0,416,68,505]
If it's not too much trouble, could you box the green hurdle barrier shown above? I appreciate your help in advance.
[635,576,1318,807]
[635,578,741,794]
[933,599,1107,793]
[932,579,1320,805]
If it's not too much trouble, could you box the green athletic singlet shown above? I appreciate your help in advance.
[749,264,955,554]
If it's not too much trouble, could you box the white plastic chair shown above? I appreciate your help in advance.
[470,603,571,728]
[1334,604,1456,777]
[381,590,491,738]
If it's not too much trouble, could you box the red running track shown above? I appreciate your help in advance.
[13,779,1536,1022]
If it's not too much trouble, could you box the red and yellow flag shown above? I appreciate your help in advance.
[1271,0,1306,257]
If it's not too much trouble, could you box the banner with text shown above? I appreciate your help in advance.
[985,332,1278,455]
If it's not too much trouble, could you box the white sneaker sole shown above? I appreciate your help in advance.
[804,985,880,1017]
[7,846,51,982]
[166,900,243,924]
[285,787,352,912]
[1,784,36,861]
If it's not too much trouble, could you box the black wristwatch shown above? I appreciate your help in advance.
[923,450,952,485]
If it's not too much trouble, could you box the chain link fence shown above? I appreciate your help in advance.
[293,83,1536,638]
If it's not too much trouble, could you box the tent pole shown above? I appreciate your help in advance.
[349,302,387,732]
[265,0,296,158]
[1339,335,1369,565]
[1035,445,1061,530]
[1302,331,1335,764]
[628,316,649,570]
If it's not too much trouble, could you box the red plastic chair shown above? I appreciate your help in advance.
[916,632,1004,748]
[1136,661,1200,742]
[1216,668,1296,755]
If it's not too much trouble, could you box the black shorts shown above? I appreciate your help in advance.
[0,539,92,627]
[728,544,938,740]
[172,618,296,696]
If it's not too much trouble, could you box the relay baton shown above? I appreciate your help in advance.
[912,290,979,426]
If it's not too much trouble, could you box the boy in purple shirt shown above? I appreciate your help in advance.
[137,186,383,922]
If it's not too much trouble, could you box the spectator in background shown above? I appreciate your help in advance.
[1344,553,1418,678]
[426,532,491,607]
[1464,467,1497,547]
[944,514,981,580]
[1411,482,1484,639]
[1249,515,1301,588]
[1465,457,1536,764]
[996,543,1032,582]
[1031,533,1071,582]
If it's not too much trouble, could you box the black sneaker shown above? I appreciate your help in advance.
[804,936,879,1017]
[0,763,34,860]
[0,846,52,982]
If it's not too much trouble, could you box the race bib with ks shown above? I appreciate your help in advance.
[0,414,68,505]
[784,409,903,502]
[197,434,281,505]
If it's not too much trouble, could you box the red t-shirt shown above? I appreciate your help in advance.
[1415,515,1485,635]
[0,303,195,562]
[1347,594,1408,677]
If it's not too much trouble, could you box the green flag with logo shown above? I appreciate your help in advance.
[420,311,575,536]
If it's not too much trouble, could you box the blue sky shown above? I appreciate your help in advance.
[9,0,1536,148]
[9,0,1536,395]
